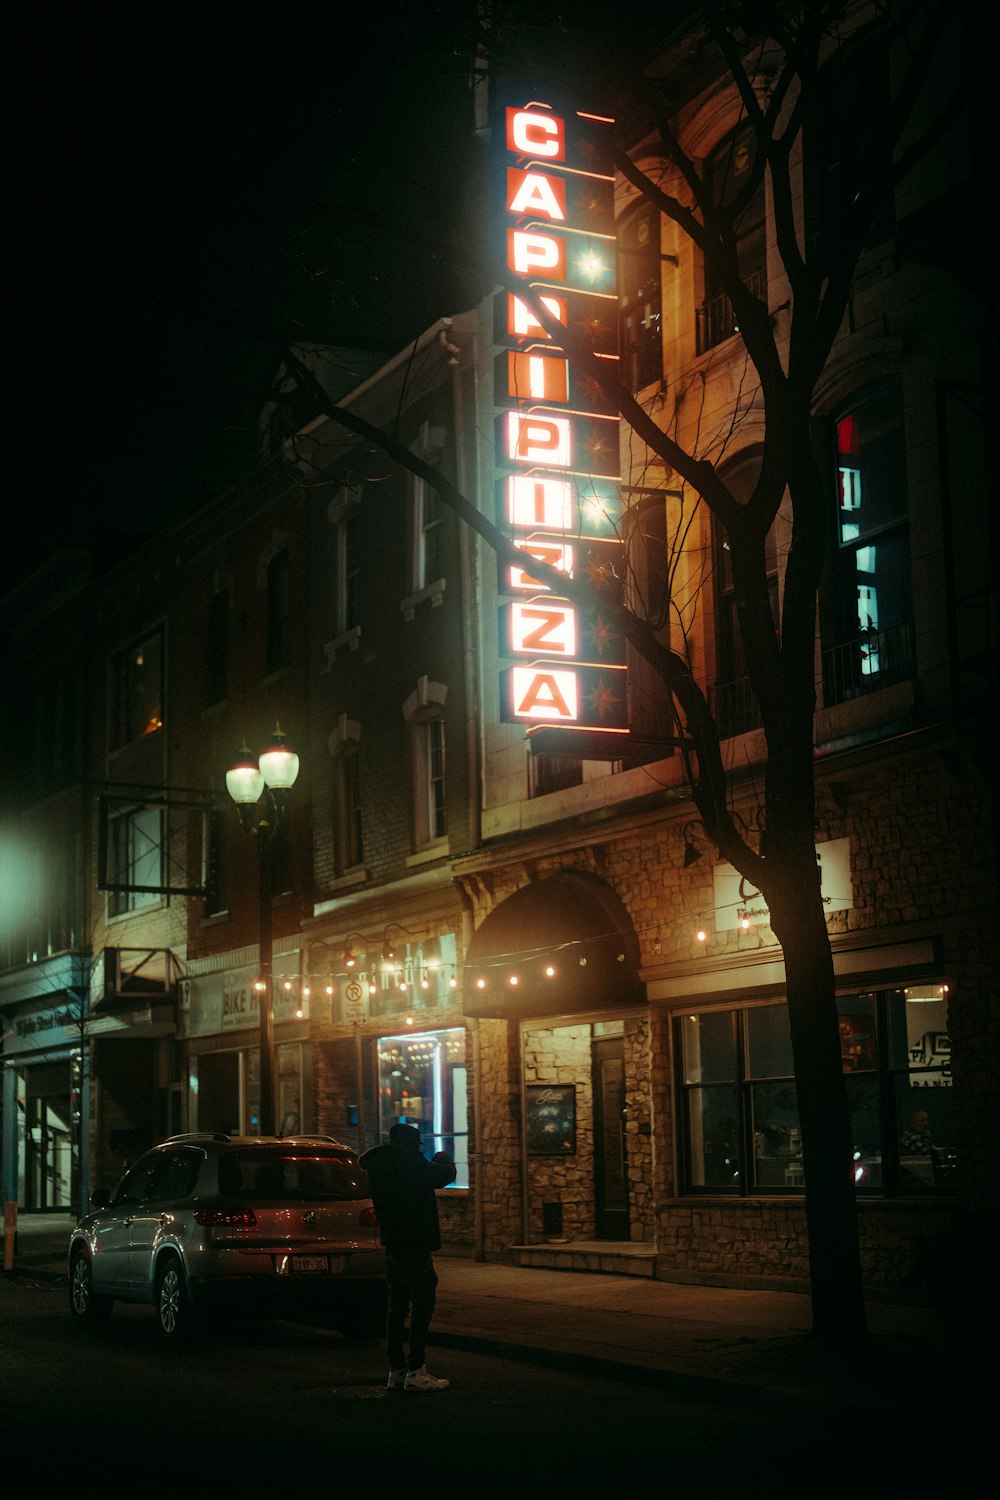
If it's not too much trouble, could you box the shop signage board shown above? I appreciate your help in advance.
[495,98,627,741]
[713,838,854,932]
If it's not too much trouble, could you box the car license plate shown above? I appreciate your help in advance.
[290,1255,329,1274]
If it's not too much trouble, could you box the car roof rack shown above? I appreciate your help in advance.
[162,1132,232,1144]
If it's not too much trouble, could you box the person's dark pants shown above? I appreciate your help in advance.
[385,1248,438,1370]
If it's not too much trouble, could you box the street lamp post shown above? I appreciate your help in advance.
[226,724,300,1137]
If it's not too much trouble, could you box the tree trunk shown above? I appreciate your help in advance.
[768,853,868,1347]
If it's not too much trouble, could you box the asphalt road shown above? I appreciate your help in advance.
[1,1276,958,1487]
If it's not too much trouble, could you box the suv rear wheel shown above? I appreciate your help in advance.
[155,1254,195,1344]
[69,1249,113,1326]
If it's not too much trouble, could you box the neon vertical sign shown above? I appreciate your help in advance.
[495,101,626,734]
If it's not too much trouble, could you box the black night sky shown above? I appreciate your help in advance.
[12,4,495,579]
[12,2,667,584]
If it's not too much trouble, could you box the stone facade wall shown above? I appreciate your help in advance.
[475,1017,525,1257]
[624,1017,655,1240]
[523,1024,594,1242]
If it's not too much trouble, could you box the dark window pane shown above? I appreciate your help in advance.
[685,1085,741,1189]
[678,1012,736,1084]
[746,1005,794,1078]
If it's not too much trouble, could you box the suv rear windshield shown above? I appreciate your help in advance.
[219,1148,369,1201]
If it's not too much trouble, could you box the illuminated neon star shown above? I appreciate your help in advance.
[587,677,625,722]
[575,246,610,286]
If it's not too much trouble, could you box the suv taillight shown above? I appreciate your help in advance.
[359,1206,377,1227]
[194,1208,257,1228]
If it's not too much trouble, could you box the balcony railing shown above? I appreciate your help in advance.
[710,675,763,740]
[822,619,915,706]
[696,268,767,354]
[710,619,915,739]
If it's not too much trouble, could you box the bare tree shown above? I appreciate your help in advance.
[266,0,968,1347]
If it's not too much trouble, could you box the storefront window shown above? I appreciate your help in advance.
[674,986,954,1197]
[377,1027,468,1188]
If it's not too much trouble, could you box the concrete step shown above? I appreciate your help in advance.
[511,1241,656,1278]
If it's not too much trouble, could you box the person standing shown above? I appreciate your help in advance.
[360,1122,456,1391]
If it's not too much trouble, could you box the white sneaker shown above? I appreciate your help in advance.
[404,1365,449,1392]
[387,1368,406,1391]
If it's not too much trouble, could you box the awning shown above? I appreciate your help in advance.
[462,871,642,1019]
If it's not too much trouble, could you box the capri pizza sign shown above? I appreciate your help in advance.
[495,100,627,738]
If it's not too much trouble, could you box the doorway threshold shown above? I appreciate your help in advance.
[510,1240,656,1278]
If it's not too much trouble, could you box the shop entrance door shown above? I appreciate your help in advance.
[26,1089,73,1211]
[592,1036,629,1239]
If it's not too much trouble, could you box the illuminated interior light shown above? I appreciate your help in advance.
[740,915,751,931]
[295,1007,304,1019]
[509,974,519,986]
[579,955,588,967]
[406,1016,414,1027]
[448,974,458,989]
[302,986,311,998]
[544,965,556,977]
[254,981,266,992]
[476,977,487,990]
[283,981,293,992]
[696,928,707,943]
[369,982,378,996]
[325,985,333,996]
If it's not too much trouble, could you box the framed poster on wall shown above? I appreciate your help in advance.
[526,1085,576,1154]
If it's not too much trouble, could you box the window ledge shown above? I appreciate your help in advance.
[406,838,449,869]
[400,578,446,621]
[323,627,362,664]
[328,866,372,892]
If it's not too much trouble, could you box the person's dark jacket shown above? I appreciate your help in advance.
[360,1125,457,1253]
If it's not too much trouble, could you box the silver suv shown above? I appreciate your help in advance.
[68,1134,386,1343]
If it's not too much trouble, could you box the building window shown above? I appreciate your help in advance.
[328,715,364,876]
[207,590,229,704]
[822,380,912,703]
[108,804,163,915]
[377,1027,468,1188]
[335,745,364,873]
[416,481,445,589]
[111,631,163,748]
[697,124,766,354]
[337,512,362,634]
[805,37,894,264]
[202,807,228,917]
[427,719,447,841]
[402,427,448,616]
[266,550,292,673]
[618,201,662,390]
[28,669,84,800]
[402,677,448,849]
[674,984,953,1197]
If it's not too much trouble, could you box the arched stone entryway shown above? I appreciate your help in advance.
[462,872,652,1251]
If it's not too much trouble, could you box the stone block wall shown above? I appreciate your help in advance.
[523,1023,593,1242]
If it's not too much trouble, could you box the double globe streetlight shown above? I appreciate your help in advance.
[226,724,300,1137]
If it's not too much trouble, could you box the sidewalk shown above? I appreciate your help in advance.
[3,1211,966,1418]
